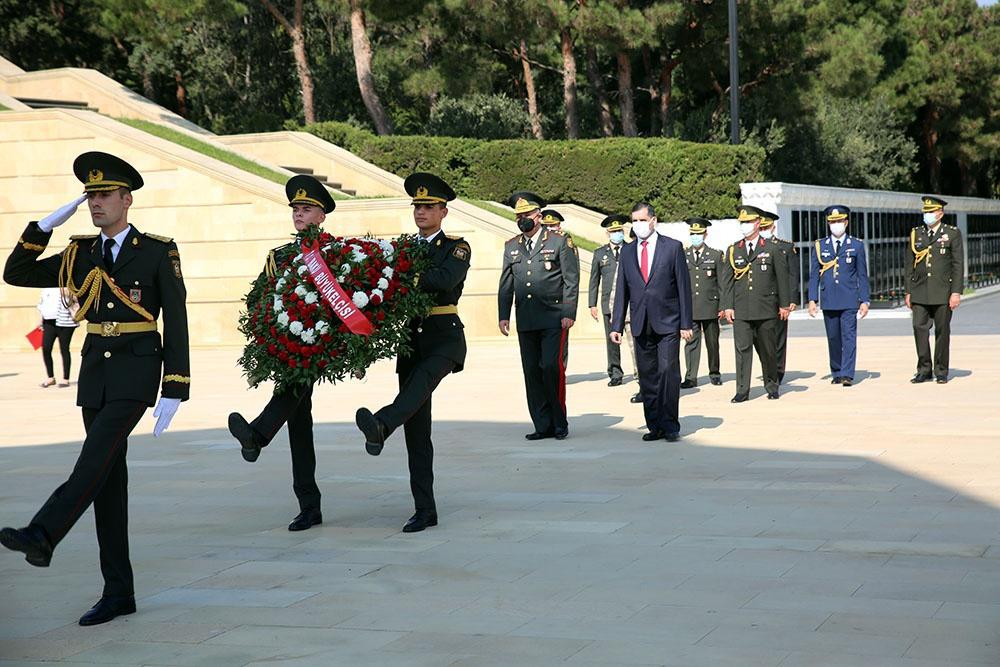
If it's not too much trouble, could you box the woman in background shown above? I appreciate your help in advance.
[37,287,78,388]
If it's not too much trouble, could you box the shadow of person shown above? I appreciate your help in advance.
[571,412,625,430]
[566,372,609,385]
[780,370,816,384]
[681,414,724,434]
[949,369,973,379]
[851,370,881,385]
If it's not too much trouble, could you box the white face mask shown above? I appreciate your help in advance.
[632,220,655,239]
[689,235,704,247]
[829,222,847,238]
[759,228,774,239]
[609,231,624,245]
[740,222,757,238]
[923,212,938,225]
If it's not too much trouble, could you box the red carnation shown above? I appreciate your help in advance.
[376,311,386,321]
[317,359,328,368]
[278,351,289,361]
[288,358,298,368]
[301,359,311,368]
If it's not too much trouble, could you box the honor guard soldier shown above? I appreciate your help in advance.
[356,173,470,533]
[721,205,790,402]
[681,218,724,388]
[807,205,871,386]
[905,196,964,383]
[589,214,629,386]
[758,211,799,384]
[498,191,580,440]
[2,152,190,626]
[227,175,336,532]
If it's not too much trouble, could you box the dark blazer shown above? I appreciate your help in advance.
[611,234,693,336]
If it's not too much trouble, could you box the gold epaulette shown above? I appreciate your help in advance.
[265,250,278,279]
[69,234,98,241]
[910,228,931,268]
[729,246,751,280]
[445,234,465,242]
[143,233,174,243]
[815,240,837,276]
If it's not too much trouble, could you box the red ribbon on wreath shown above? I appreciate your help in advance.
[301,242,374,337]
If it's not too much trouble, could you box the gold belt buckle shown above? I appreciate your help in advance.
[102,322,120,337]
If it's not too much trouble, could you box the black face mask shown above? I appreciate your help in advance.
[517,216,536,233]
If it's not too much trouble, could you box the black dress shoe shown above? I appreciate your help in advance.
[935,376,948,384]
[79,596,136,626]
[642,431,664,441]
[356,408,387,455]
[831,376,843,384]
[608,377,623,387]
[402,510,437,533]
[228,412,264,463]
[911,374,932,384]
[525,431,554,441]
[288,508,322,532]
[767,391,780,400]
[0,525,52,567]
[664,432,680,442]
[554,428,569,440]
[630,393,643,403]
[709,376,722,386]
[731,393,749,403]
[680,379,697,389]
[841,378,853,387]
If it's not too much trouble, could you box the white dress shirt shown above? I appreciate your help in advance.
[100,225,132,262]
[636,234,657,274]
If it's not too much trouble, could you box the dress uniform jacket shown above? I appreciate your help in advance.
[769,237,800,305]
[721,238,790,319]
[904,223,964,304]
[588,243,620,315]
[807,235,871,309]
[406,234,469,371]
[5,222,190,406]
[498,229,580,331]
[685,246,724,320]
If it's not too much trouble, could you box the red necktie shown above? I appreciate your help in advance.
[640,240,649,283]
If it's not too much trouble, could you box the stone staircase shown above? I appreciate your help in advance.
[14,97,98,112]
[281,165,356,196]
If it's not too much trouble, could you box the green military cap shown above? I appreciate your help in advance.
[824,205,850,222]
[601,214,629,232]
[736,204,773,223]
[757,208,780,228]
[685,217,712,234]
[540,209,564,226]
[73,151,143,192]
[508,191,546,215]
[921,196,947,213]
[405,172,456,205]
[286,174,336,213]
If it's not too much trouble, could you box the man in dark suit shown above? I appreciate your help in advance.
[610,202,693,442]
[2,152,190,626]
[589,214,628,386]
[498,192,580,441]
[355,173,470,533]
[227,174,336,532]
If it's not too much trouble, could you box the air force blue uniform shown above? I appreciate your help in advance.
[808,227,870,382]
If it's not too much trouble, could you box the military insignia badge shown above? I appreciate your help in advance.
[132,237,139,246]
[416,186,429,198]
[172,260,182,278]
[846,257,853,264]
[295,188,308,200]
[129,288,142,303]
[544,261,552,270]
[453,243,470,261]
[87,169,103,183]
[761,264,768,271]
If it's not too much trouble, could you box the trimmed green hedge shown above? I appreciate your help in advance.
[299,121,765,220]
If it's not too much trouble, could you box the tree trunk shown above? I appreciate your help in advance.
[261,0,317,125]
[560,28,579,139]
[586,46,614,137]
[922,105,941,193]
[349,0,393,134]
[642,46,658,136]
[659,60,677,137]
[616,50,637,137]
[520,39,544,139]
[173,70,188,117]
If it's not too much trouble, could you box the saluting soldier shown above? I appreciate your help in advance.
[541,209,572,370]
[758,211,800,384]
[227,175,336,532]
[721,205,790,402]
[807,205,871,386]
[1,152,189,626]
[498,191,580,440]
[681,218,724,388]
[355,173,470,533]
[905,196,964,384]
[589,214,629,386]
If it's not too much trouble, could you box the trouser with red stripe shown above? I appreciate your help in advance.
[31,398,147,597]
[517,327,568,434]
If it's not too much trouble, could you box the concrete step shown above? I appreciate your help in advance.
[280,165,355,195]
[16,97,97,112]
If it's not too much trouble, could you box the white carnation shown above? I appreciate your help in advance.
[352,291,369,308]
[297,264,308,275]
[277,312,290,327]
[304,291,318,305]
[340,264,351,275]
[289,320,304,335]
[300,329,316,344]
[382,266,394,279]
[282,269,290,277]
[314,320,329,333]
[294,285,308,297]
[273,296,283,313]
[350,245,367,262]
[275,278,286,290]
[293,253,303,263]
[371,288,384,300]
[377,277,389,290]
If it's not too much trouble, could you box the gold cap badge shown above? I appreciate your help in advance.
[87,169,103,184]
[416,186,429,198]
[295,188,307,200]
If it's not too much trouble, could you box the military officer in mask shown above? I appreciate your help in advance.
[589,214,629,386]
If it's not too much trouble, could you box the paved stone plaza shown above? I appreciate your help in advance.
[2,296,1000,666]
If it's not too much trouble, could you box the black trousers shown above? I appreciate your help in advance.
[250,384,321,511]
[375,354,456,511]
[912,302,953,378]
[684,317,720,382]
[41,320,75,380]
[31,398,147,597]
[517,327,568,434]
[601,313,623,380]
[775,318,789,378]
[733,318,779,395]
[635,321,682,434]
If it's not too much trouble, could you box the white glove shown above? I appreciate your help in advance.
[152,397,181,437]
[38,195,87,233]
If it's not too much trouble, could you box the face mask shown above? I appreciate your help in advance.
[609,231,624,244]
[689,235,704,247]
[923,212,938,226]
[632,220,654,239]
[517,216,535,233]
[759,228,774,239]
[740,222,757,238]
[829,222,847,237]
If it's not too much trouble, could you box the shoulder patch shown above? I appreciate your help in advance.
[452,241,471,262]
[143,232,174,243]
[565,235,575,249]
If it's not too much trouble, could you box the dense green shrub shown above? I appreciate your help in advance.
[300,121,765,220]
[428,94,529,140]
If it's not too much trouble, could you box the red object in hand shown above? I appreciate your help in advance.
[26,326,44,350]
